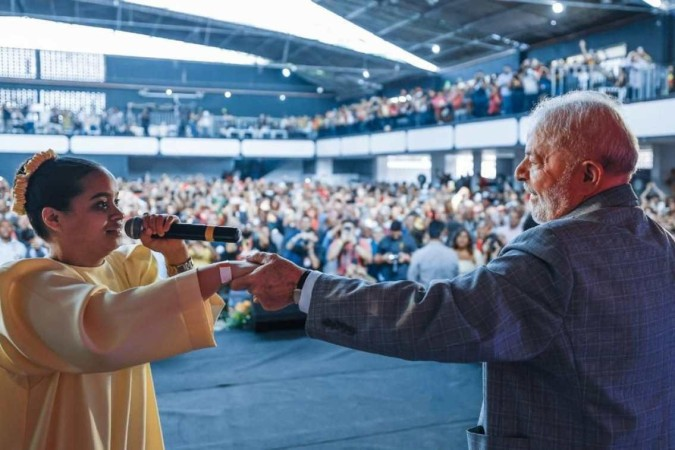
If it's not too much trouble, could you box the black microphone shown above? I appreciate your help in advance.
[124,217,241,243]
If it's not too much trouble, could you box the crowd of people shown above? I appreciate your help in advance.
[2,172,673,279]
[228,91,674,449]
[0,91,673,449]
[2,44,672,140]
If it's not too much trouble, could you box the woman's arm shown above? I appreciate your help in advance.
[196,260,257,299]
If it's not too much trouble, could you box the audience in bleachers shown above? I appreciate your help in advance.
[1,44,670,140]
[2,173,672,283]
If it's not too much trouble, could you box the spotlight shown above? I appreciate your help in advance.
[316,86,324,94]
[165,89,172,96]
[279,94,286,101]
[224,91,232,98]
[431,44,441,54]
[282,67,291,77]
[550,19,557,26]
[362,69,370,79]
[642,0,662,7]
[552,2,564,13]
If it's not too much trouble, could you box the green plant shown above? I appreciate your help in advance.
[224,299,253,329]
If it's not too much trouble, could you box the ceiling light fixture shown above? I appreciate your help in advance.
[224,91,232,98]
[552,2,565,13]
[362,69,370,79]
[431,44,441,54]
[279,94,286,101]
[0,17,270,66]
[641,0,662,7]
[282,67,291,77]
[124,0,439,72]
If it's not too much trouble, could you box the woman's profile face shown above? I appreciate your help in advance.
[455,231,470,249]
[54,169,124,265]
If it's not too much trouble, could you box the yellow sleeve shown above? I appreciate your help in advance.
[114,244,224,319]
[0,257,224,376]
[109,244,159,287]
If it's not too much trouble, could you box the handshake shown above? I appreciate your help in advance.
[227,252,306,311]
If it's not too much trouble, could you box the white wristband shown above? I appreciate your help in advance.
[219,265,232,284]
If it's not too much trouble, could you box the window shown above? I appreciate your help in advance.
[0,88,39,106]
[0,47,37,79]
[455,153,474,177]
[40,50,105,82]
[480,152,497,179]
[637,148,653,170]
[40,90,106,113]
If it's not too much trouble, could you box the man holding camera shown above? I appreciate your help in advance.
[373,220,417,281]
[281,215,321,270]
[325,219,374,282]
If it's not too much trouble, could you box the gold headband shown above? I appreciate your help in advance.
[12,149,58,215]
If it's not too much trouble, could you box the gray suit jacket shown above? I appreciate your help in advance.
[305,185,674,449]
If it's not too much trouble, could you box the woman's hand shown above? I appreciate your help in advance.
[138,214,189,265]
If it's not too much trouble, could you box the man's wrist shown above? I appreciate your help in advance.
[296,269,311,290]
[293,269,311,305]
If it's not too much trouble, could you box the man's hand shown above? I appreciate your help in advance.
[226,260,260,280]
[230,252,305,311]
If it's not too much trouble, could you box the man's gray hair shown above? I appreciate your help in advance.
[529,91,639,176]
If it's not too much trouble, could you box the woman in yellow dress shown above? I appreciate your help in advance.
[0,150,254,449]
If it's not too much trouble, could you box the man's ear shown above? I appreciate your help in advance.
[41,207,62,234]
[580,160,604,191]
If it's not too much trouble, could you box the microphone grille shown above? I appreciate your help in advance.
[124,217,143,239]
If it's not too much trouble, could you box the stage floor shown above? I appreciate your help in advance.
[152,327,482,449]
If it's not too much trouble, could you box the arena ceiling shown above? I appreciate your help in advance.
[0,0,670,99]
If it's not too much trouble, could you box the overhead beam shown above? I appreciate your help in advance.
[377,13,423,36]
[376,1,447,37]
[11,0,25,14]
[437,48,518,73]
[346,1,379,20]
[407,3,532,52]
[281,37,290,64]
[115,0,122,30]
[203,19,211,46]
[151,14,163,37]
[497,0,652,13]
[439,34,511,52]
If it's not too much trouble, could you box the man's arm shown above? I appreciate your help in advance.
[304,227,573,363]
[231,227,573,364]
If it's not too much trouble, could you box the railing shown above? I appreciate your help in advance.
[2,62,673,140]
[551,62,669,102]
[1,97,674,160]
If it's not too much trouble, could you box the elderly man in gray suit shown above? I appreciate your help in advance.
[232,91,674,449]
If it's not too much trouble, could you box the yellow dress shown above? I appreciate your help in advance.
[0,244,224,450]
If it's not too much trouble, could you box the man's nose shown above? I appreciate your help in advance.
[515,159,528,182]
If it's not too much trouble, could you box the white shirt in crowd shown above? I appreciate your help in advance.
[0,238,26,265]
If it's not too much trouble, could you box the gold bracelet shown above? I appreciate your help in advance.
[166,257,194,277]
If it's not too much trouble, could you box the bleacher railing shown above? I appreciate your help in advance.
[1,97,674,159]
